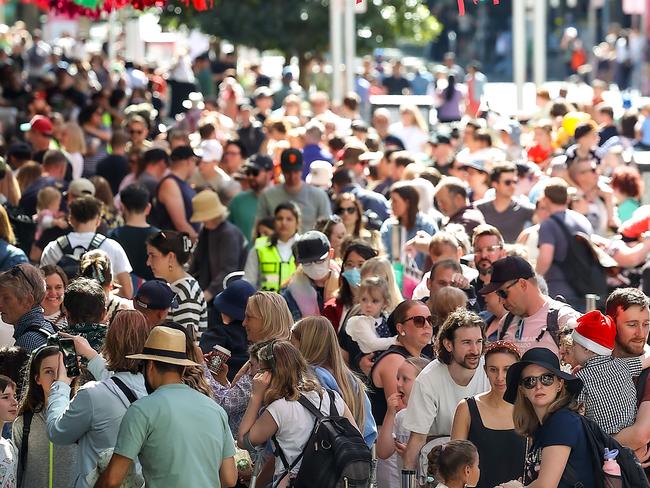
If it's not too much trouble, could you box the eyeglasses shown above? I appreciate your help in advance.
[258,340,277,371]
[496,280,518,300]
[520,373,556,389]
[403,315,434,328]
[336,207,357,215]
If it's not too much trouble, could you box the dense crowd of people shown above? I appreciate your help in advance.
[2,21,650,488]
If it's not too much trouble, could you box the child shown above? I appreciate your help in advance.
[572,310,650,434]
[376,357,431,488]
[33,186,66,240]
[0,375,18,487]
[346,277,396,354]
[426,440,480,488]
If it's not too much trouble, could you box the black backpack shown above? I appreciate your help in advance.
[562,415,650,488]
[272,389,372,488]
[499,297,567,347]
[4,204,36,255]
[55,232,106,280]
[551,214,608,308]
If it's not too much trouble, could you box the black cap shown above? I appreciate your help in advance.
[478,256,534,295]
[245,154,274,172]
[293,231,330,264]
[430,133,451,145]
[280,148,303,173]
[7,142,32,161]
[134,280,179,310]
[170,145,198,162]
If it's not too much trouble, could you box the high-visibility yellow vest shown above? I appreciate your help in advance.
[255,236,296,291]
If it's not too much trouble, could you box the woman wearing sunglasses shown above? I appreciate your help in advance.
[496,347,589,488]
[333,193,372,241]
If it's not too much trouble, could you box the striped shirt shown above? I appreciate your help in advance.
[169,275,208,335]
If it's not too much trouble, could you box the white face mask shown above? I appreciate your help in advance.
[302,260,330,281]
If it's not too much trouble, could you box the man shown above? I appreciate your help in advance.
[63,277,108,350]
[331,168,389,221]
[535,177,593,310]
[479,255,579,355]
[475,162,534,243]
[566,150,611,236]
[371,108,405,150]
[0,263,55,351]
[429,133,455,175]
[20,114,55,163]
[339,141,369,185]
[595,103,619,146]
[424,259,464,306]
[281,231,340,321]
[96,130,130,195]
[110,184,160,283]
[236,104,265,156]
[220,140,247,178]
[133,280,177,328]
[459,158,490,202]
[125,115,151,153]
[95,326,237,488]
[252,86,274,124]
[41,196,134,298]
[468,224,507,312]
[382,60,411,95]
[190,139,230,194]
[301,120,332,178]
[434,177,485,237]
[137,148,170,199]
[257,149,331,233]
[402,308,489,473]
[19,149,67,216]
[153,145,199,240]
[228,154,273,243]
[369,148,397,198]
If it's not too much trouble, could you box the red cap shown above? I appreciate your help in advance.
[21,115,53,136]
[572,310,616,356]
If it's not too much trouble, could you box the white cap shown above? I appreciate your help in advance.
[306,160,333,189]
[199,139,223,163]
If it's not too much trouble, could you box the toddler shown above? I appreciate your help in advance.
[347,277,395,354]
[34,186,66,240]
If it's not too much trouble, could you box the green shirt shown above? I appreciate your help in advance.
[114,383,235,488]
[228,190,259,244]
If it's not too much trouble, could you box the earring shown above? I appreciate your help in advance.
[168,263,173,272]
[400,332,406,336]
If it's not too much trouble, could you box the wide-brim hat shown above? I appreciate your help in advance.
[190,189,228,223]
[504,347,583,404]
[127,325,198,366]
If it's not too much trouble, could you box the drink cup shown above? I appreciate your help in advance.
[209,345,231,374]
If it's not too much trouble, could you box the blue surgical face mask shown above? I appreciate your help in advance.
[342,267,361,288]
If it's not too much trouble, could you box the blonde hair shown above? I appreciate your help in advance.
[360,257,403,312]
[0,206,16,245]
[400,104,428,132]
[403,356,431,375]
[359,277,390,311]
[247,292,292,342]
[80,250,113,289]
[292,316,366,431]
[62,122,87,154]
[36,186,62,213]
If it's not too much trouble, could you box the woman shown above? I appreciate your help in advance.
[502,347,590,487]
[317,215,347,262]
[389,105,429,154]
[369,300,433,427]
[291,316,377,447]
[0,375,18,487]
[323,241,378,332]
[244,202,300,291]
[89,176,123,231]
[45,310,149,488]
[60,122,87,180]
[0,206,27,272]
[451,341,526,488]
[40,265,68,328]
[13,346,78,487]
[80,250,132,324]
[238,341,359,485]
[381,182,437,272]
[435,74,465,124]
[208,291,293,436]
[146,230,208,334]
[78,103,110,177]
[334,193,372,241]
[611,165,642,223]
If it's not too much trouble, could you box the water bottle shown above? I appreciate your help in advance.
[603,448,621,476]
[401,470,417,488]
[585,294,599,312]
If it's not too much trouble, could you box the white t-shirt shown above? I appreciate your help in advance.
[0,437,17,488]
[40,231,133,276]
[266,390,346,476]
[402,359,490,436]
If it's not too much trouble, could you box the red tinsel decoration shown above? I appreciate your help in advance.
[458,0,499,16]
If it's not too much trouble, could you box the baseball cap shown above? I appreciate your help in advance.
[280,148,303,173]
[460,158,488,173]
[244,154,274,172]
[293,231,330,264]
[253,86,273,99]
[20,115,53,136]
[430,133,452,145]
[134,280,179,310]
[67,178,96,198]
[306,161,334,189]
[199,140,223,163]
[478,256,535,295]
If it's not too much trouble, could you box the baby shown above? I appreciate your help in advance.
[346,277,396,354]
[34,186,66,240]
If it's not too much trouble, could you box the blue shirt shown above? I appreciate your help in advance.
[311,365,377,447]
[380,213,437,269]
[342,184,390,221]
[14,306,55,352]
[302,144,332,179]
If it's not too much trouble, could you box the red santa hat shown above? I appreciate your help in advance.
[571,310,616,356]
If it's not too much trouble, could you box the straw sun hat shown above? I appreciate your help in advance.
[190,189,228,223]
[127,326,198,366]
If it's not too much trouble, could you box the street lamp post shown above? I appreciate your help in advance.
[330,0,343,105]
[513,0,526,111]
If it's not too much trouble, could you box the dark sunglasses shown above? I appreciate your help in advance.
[258,340,277,372]
[496,281,518,300]
[403,315,434,328]
[336,207,357,215]
[520,373,555,389]
[245,168,260,177]
[129,129,144,135]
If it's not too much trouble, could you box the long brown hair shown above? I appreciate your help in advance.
[17,346,60,415]
[333,193,363,236]
[390,183,419,229]
[103,310,150,373]
[292,317,366,430]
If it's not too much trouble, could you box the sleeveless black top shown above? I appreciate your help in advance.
[466,396,526,488]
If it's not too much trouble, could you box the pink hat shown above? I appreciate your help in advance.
[571,310,616,356]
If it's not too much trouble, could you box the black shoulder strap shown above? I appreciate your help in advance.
[297,392,327,420]
[18,411,33,488]
[534,299,566,347]
[110,377,137,404]
[498,313,516,340]
[88,232,107,251]
[56,235,72,254]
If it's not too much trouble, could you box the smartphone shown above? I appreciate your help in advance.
[59,338,80,378]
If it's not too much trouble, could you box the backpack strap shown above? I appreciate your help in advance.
[110,377,137,404]
[17,411,33,488]
[533,299,567,347]
[88,233,107,251]
[498,313,516,341]
[549,214,573,265]
[55,235,73,254]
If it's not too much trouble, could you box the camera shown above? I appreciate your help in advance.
[47,333,80,377]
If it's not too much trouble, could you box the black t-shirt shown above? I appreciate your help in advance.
[108,225,159,280]
[382,76,411,95]
[96,154,130,195]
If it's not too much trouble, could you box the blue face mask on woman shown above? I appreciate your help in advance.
[341,267,361,288]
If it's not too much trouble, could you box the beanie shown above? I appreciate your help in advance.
[571,310,616,356]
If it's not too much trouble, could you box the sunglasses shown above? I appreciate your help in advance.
[496,280,518,300]
[129,129,144,135]
[336,207,357,215]
[245,168,260,177]
[258,340,277,371]
[520,373,556,389]
[403,315,434,328]
[473,245,503,255]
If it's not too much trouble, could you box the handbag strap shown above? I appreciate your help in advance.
[110,377,137,404]
[18,411,33,488]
